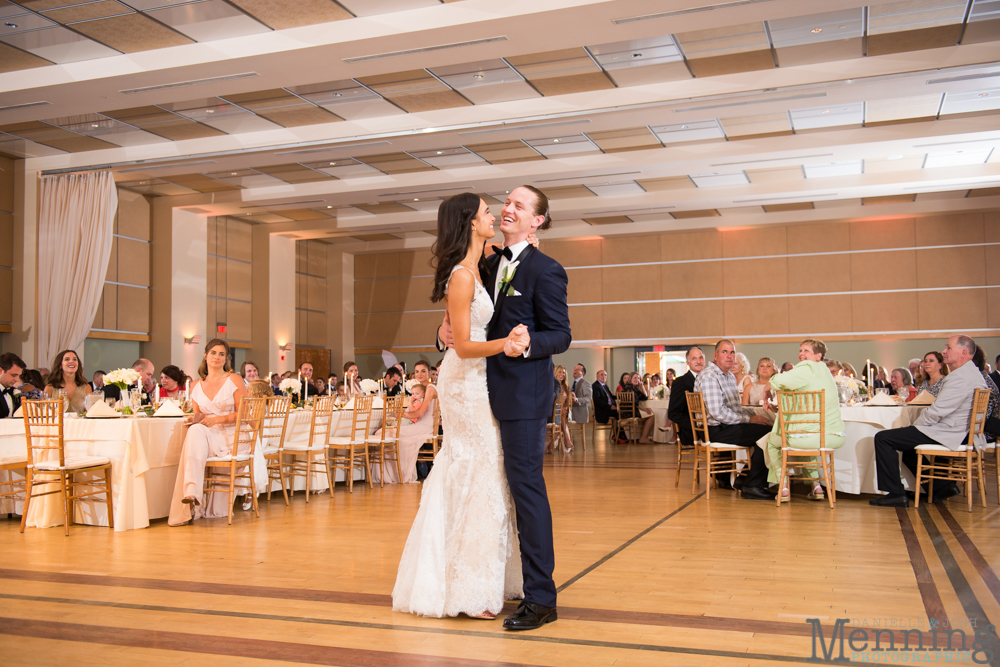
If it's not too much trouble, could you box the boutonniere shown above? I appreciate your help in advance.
[12,388,21,397]
[499,260,520,296]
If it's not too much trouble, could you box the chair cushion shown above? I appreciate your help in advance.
[35,455,110,471]
[262,446,279,455]
[206,453,253,462]
[365,438,397,444]
[0,455,27,467]
[784,448,837,452]
[705,443,743,450]
[329,436,365,446]
[282,444,325,452]
[916,444,969,453]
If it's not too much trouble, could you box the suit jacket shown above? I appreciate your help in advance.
[991,370,1000,394]
[915,360,988,450]
[570,377,592,424]
[0,387,21,419]
[667,371,697,428]
[592,381,615,423]
[482,245,572,421]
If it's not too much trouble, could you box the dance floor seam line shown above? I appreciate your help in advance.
[896,507,948,624]
[0,608,819,664]
[555,492,704,594]
[936,504,1000,607]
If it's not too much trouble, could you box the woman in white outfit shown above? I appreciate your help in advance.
[167,339,247,526]
[392,193,526,620]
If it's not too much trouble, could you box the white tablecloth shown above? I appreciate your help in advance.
[641,398,673,443]
[0,405,383,531]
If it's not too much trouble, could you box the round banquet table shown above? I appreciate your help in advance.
[640,398,673,443]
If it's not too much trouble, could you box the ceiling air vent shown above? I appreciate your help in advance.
[120,72,259,95]
[344,36,508,64]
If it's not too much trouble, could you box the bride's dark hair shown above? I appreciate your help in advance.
[431,193,481,303]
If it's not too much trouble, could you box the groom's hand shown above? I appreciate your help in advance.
[504,325,530,357]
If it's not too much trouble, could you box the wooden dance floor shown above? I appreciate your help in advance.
[3,433,999,666]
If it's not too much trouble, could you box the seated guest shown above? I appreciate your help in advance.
[90,370,106,392]
[344,361,362,394]
[693,340,775,500]
[412,360,439,405]
[298,362,314,397]
[973,346,1000,441]
[159,365,185,399]
[667,347,706,449]
[134,358,156,400]
[871,335,987,507]
[374,383,435,484]
[890,367,913,396]
[743,357,776,406]
[842,362,858,379]
[664,368,676,388]
[44,349,91,412]
[733,352,754,396]
[570,364,592,425]
[765,339,845,502]
[168,339,248,525]
[328,373,338,391]
[616,373,630,393]
[991,354,1000,391]
[619,372,654,444]
[592,369,618,425]
[313,378,328,396]
[384,366,403,396]
[240,361,260,383]
[780,362,794,373]
[908,358,922,383]
[270,372,284,396]
[878,366,890,387]
[824,359,843,376]
[18,369,46,400]
[335,381,347,399]
[861,362,887,389]
[247,379,273,398]
[916,351,948,397]
[0,352,26,419]
[429,365,439,384]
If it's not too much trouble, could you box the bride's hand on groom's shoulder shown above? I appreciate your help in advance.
[527,233,540,249]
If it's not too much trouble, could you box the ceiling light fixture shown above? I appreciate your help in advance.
[553,139,560,142]
[978,93,990,97]
[811,28,822,33]
[327,206,333,209]
[632,52,643,57]
[230,172,237,175]
[91,124,99,128]
[436,151,443,154]
[473,74,484,79]
[5,23,17,29]
[821,110,831,113]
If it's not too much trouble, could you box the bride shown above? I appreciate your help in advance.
[392,193,526,619]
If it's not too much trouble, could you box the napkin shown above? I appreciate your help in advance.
[154,401,185,417]
[909,390,936,405]
[86,400,120,418]
[12,406,21,418]
[867,392,901,406]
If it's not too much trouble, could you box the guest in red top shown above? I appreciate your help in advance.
[159,365,185,399]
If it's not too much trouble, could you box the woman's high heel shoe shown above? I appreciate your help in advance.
[182,495,201,506]
[807,484,825,501]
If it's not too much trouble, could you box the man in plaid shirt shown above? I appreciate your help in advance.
[693,339,775,500]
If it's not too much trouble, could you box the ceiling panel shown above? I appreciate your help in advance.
[768,9,863,67]
[145,0,270,42]
[0,25,120,63]
[865,95,943,123]
[255,163,336,183]
[671,209,720,219]
[99,105,228,140]
[356,70,471,113]
[963,0,1000,43]
[863,155,927,173]
[117,178,198,196]
[650,119,725,144]
[352,202,415,214]
[940,89,1000,114]
[357,152,436,174]
[863,194,917,205]
[205,169,285,187]
[587,35,690,87]
[0,120,119,151]
[270,208,333,221]
[763,202,814,212]
[803,160,863,178]
[690,172,750,187]
[868,0,966,55]
[0,131,66,158]
[524,134,601,157]
[164,98,283,133]
[542,185,597,199]
[225,0,352,29]
[394,197,441,213]
[408,147,487,167]
[336,0,438,17]
[162,172,242,192]
[636,176,695,191]
[0,11,57,34]
[68,12,193,52]
[584,215,632,225]
[464,140,543,164]
[49,114,167,146]
[40,0,133,23]
[0,40,52,72]
[506,48,615,96]
[586,181,645,196]
[789,103,864,130]
[221,89,342,127]
[676,22,774,77]
[718,113,790,137]
[746,166,804,183]
[923,148,993,168]
[303,157,382,178]
[289,80,405,120]
[430,59,539,105]
[586,127,660,153]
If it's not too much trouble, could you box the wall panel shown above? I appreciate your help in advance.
[207,216,252,343]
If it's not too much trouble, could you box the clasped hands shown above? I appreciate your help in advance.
[504,324,530,357]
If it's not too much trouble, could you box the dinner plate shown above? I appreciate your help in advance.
[85,414,122,419]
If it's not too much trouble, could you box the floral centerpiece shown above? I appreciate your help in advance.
[648,385,667,399]
[359,378,379,395]
[403,378,420,394]
[103,368,141,414]
[834,375,868,404]
[279,377,301,398]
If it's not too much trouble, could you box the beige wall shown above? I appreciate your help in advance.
[207,216,252,344]
[354,211,1000,354]
[295,240,328,349]
[0,155,13,329]
[91,189,151,336]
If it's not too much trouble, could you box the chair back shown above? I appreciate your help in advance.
[685,391,710,446]
[348,395,375,443]
[231,397,268,457]
[308,395,336,448]
[418,398,441,460]
[262,395,292,451]
[969,388,990,446]
[22,399,65,469]
[776,391,825,449]
[381,395,405,443]
[551,397,560,422]
[616,391,637,419]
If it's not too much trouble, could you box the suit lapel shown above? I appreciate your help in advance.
[487,244,535,334]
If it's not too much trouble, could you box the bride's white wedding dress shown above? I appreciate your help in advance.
[392,265,523,617]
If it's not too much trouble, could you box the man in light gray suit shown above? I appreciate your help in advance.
[570,364,592,425]
[871,335,988,507]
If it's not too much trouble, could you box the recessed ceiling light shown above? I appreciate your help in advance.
[811,28,823,33]
[473,74,484,79]
[838,24,846,29]
[206,109,214,113]
[978,93,990,97]
[436,151,443,155]
[91,123,99,128]
[822,109,831,113]
[333,92,342,97]
[414,198,419,201]
[230,172,237,175]
[553,139,560,143]
[680,125,689,129]
[326,206,332,209]
[329,162,335,165]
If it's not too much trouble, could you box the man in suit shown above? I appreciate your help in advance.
[298,362,314,398]
[103,358,157,404]
[667,346,706,449]
[384,366,403,397]
[872,335,988,507]
[0,352,26,419]
[438,185,571,631]
[570,364,591,424]
[592,369,616,424]
[990,354,1000,392]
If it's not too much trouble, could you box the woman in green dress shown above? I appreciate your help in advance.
[766,339,845,502]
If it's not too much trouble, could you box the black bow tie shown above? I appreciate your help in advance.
[492,245,513,260]
[1,386,12,396]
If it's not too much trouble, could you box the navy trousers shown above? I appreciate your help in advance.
[499,417,557,608]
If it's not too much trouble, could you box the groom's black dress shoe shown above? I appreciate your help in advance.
[503,601,557,631]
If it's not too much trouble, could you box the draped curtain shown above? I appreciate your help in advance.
[37,170,117,367]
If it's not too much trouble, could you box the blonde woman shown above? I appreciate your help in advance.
[551,365,574,454]
[743,358,776,406]
[733,352,754,397]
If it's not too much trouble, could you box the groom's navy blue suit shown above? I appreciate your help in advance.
[482,244,571,608]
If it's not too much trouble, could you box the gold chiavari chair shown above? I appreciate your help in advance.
[261,395,292,505]
[416,398,441,463]
[591,399,617,443]
[20,399,113,536]
[685,391,745,499]
[546,398,561,452]
[1,453,27,517]
[674,433,697,488]
[367,395,404,486]
[915,388,990,512]
[328,394,375,493]
[775,390,836,509]
[203,396,267,525]
[283,394,335,502]
[982,439,998,504]
[616,391,641,443]
[568,406,588,452]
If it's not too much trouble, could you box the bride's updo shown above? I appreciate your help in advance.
[430,193,481,303]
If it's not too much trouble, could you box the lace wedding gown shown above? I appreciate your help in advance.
[392,266,523,617]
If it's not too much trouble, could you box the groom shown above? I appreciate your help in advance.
[439,185,571,630]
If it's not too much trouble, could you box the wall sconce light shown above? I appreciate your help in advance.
[184,335,202,345]
[279,343,290,351]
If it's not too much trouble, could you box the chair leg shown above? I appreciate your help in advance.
[279,456,289,505]
[305,452,312,503]
[915,453,924,509]
[675,444,682,488]
[967,452,974,513]
[777,449,787,508]
[976,452,987,509]
[61,473,71,537]
[104,467,115,529]
[820,453,834,509]
[19,473,32,533]
[248,463,259,518]
[364,446,373,489]
[691,446,699,495]
[347,446,354,493]
[379,445,385,488]
[227,465,236,525]
[323,451,334,495]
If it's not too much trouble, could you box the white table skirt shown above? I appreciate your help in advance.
[751,404,925,495]
[641,399,673,443]
[0,405,384,531]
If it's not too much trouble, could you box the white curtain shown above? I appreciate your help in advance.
[37,170,118,367]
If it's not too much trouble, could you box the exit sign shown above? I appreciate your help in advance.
[653,345,665,352]
[217,323,226,334]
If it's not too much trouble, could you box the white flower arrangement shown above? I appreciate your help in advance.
[359,378,379,394]
[403,378,420,393]
[279,378,301,395]
[649,385,667,399]
[104,368,141,388]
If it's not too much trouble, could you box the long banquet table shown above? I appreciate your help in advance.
[0,404,382,531]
